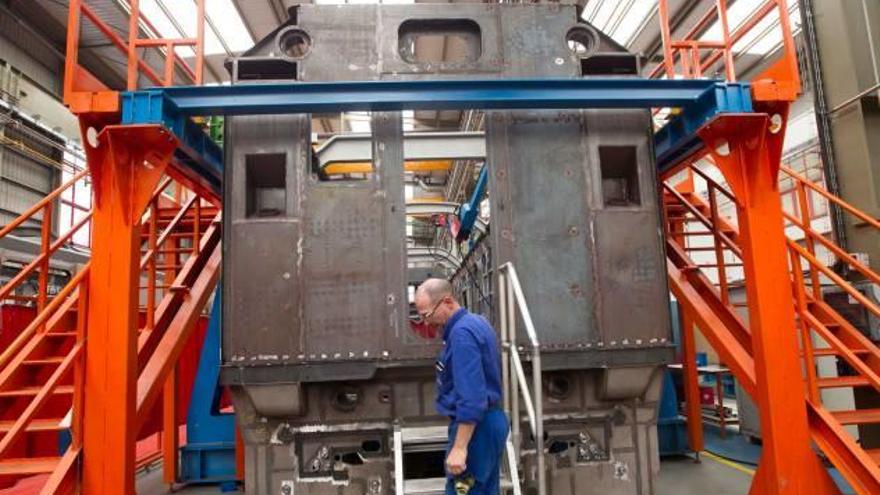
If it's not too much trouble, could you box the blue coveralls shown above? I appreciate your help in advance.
[436,308,509,495]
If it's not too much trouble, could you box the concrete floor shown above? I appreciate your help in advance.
[136,454,754,494]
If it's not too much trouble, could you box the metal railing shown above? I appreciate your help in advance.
[661,161,880,494]
[498,262,544,495]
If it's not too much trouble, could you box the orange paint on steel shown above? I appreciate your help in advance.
[81,126,172,495]
[707,184,731,305]
[235,427,245,481]
[127,0,142,91]
[162,368,178,484]
[0,342,83,458]
[781,165,880,230]
[657,0,676,79]
[0,267,89,373]
[790,250,820,404]
[0,170,87,239]
[136,239,221,427]
[0,211,92,303]
[195,0,206,85]
[782,211,880,287]
[789,241,880,319]
[697,112,835,494]
[680,310,705,453]
[808,404,880,495]
[714,0,736,82]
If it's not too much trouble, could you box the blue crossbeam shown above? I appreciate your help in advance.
[123,78,743,115]
[121,78,753,177]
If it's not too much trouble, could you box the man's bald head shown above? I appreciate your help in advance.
[416,278,454,303]
[413,278,460,328]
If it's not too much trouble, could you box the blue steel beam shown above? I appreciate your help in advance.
[120,92,223,196]
[122,79,744,116]
[653,83,753,171]
[120,78,753,178]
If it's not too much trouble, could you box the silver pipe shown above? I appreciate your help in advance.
[508,274,521,460]
[500,276,510,416]
[510,351,536,438]
[828,81,880,115]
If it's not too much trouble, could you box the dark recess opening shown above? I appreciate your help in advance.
[246,153,286,217]
[404,450,446,479]
[399,19,482,64]
[599,146,640,207]
[236,59,298,81]
[581,54,639,76]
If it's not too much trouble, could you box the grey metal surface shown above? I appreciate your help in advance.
[316,132,485,167]
[224,5,671,494]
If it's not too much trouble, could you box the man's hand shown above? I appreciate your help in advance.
[446,446,467,476]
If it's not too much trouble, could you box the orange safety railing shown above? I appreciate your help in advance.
[662,160,880,494]
[654,0,800,101]
[0,173,218,492]
[0,270,88,493]
[0,169,92,317]
[65,0,206,112]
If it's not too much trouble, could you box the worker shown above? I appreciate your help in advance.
[414,279,509,495]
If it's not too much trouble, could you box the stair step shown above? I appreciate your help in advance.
[817,376,871,389]
[44,332,77,338]
[0,418,65,434]
[21,357,65,366]
[0,385,74,398]
[404,478,447,495]
[0,457,59,475]
[830,409,880,425]
[810,347,870,357]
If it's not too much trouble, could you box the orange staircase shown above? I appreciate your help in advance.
[663,161,880,494]
[0,173,220,493]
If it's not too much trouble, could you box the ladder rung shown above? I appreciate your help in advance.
[45,331,77,338]
[817,376,870,389]
[0,418,65,434]
[0,457,59,475]
[809,347,869,357]
[0,385,74,398]
[831,409,880,425]
[22,357,65,366]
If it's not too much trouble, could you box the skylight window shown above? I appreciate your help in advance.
[699,0,800,56]
[129,0,253,57]
[581,0,656,48]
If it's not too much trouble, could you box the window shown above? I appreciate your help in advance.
[599,146,640,207]
[398,19,482,64]
[245,153,286,217]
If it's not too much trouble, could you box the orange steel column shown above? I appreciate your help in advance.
[162,367,178,485]
[698,112,838,495]
[680,309,704,457]
[81,125,172,494]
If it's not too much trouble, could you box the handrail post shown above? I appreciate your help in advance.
[507,272,520,461]
[37,202,53,321]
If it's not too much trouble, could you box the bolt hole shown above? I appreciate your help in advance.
[332,387,360,412]
[566,26,598,56]
[86,127,99,148]
[277,27,311,59]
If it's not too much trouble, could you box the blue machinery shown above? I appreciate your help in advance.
[136,77,755,485]
[179,291,238,488]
